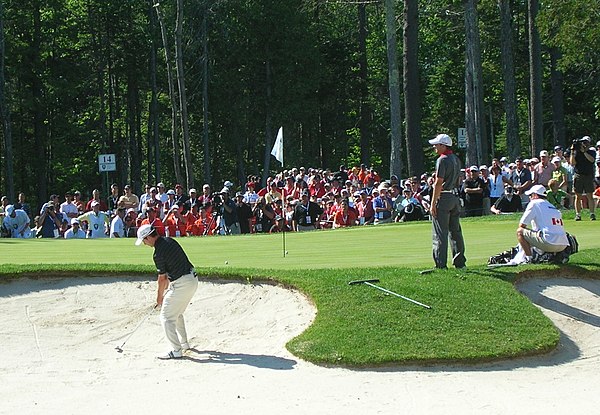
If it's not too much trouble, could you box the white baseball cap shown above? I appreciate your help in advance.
[135,224,155,246]
[428,133,452,146]
[525,184,547,197]
[551,156,561,163]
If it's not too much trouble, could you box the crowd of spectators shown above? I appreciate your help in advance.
[1,136,598,239]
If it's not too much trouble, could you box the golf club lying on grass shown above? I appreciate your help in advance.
[348,279,432,309]
[115,304,158,353]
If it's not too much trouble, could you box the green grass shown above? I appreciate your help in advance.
[1,216,598,366]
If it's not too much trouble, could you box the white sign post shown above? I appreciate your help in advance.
[98,154,117,172]
[457,128,467,149]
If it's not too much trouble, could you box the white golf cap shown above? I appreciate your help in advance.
[189,188,197,194]
[525,184,547,197]
[135,224,155,246]
[428,133,452,146]
[5,204,14,216]
[539,150,549,157]
[551,156,561,163]
[71,218,79,225]
[224,180,234,187]
[469,165,479,172]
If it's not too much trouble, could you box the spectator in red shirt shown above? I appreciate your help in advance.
[333,199,357,228]
[140,207,165,236]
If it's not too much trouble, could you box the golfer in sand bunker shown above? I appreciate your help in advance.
[136,224,198,360]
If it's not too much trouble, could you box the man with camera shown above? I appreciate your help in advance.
[218,187,240,235]
[570,136,596,221]
[38,197,63,238]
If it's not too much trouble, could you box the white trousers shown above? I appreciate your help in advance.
[160,273,198,351]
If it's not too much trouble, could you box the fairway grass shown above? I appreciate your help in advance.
[1,216,598,366]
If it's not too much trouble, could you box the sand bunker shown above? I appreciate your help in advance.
[1,276,599,414]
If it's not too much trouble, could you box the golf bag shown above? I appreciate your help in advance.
[487,233,579,265]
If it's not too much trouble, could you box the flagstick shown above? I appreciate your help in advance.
[282,224,286,258]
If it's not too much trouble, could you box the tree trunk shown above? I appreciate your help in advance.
[154,3,183,185]
[499,0,521,160]
[403,0,423,177]
[261,57,274,186]
[0,0,14,201]
[357,3,371,166]
[148,0,160,186]
[464,0,487,166]
[528,0,543,155]
[32,2,47,203]
[384,0,404,178]
[201,4,211,185]
[549,47,565,148]
[175,0,194,189]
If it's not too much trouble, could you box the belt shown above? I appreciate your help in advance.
[441,189,458,194]
[169,269,196,282]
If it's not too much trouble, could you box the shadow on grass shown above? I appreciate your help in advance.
[183,348,297,370]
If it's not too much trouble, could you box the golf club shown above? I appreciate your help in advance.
[348,279,432,309]
[115,304,157,353]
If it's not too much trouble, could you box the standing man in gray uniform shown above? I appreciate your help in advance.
[428,133,466,269]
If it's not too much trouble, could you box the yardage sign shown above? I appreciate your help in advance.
[98,154,116,172]
[457,128,467,149]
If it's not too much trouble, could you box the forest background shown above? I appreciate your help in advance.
[0,0,598,209]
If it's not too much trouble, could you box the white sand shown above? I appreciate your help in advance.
[1,275,599,414]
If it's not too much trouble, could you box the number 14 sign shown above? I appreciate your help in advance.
[98,154,116,172]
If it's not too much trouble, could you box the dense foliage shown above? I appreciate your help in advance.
[0,0,598,208]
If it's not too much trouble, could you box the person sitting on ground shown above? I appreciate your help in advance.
[64,218,85,239]
[397,188,426,222]
[516,184,569,263]
[546,179,567,209]
[78,201,110,238]
[1,205,32,238]
[333,198,357,228]
[491,185,522,214]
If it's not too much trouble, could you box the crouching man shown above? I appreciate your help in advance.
[516,184,569,263]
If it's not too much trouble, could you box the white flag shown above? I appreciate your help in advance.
[271,126,284,166]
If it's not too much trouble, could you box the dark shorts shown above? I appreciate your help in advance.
[574,174,594,194]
